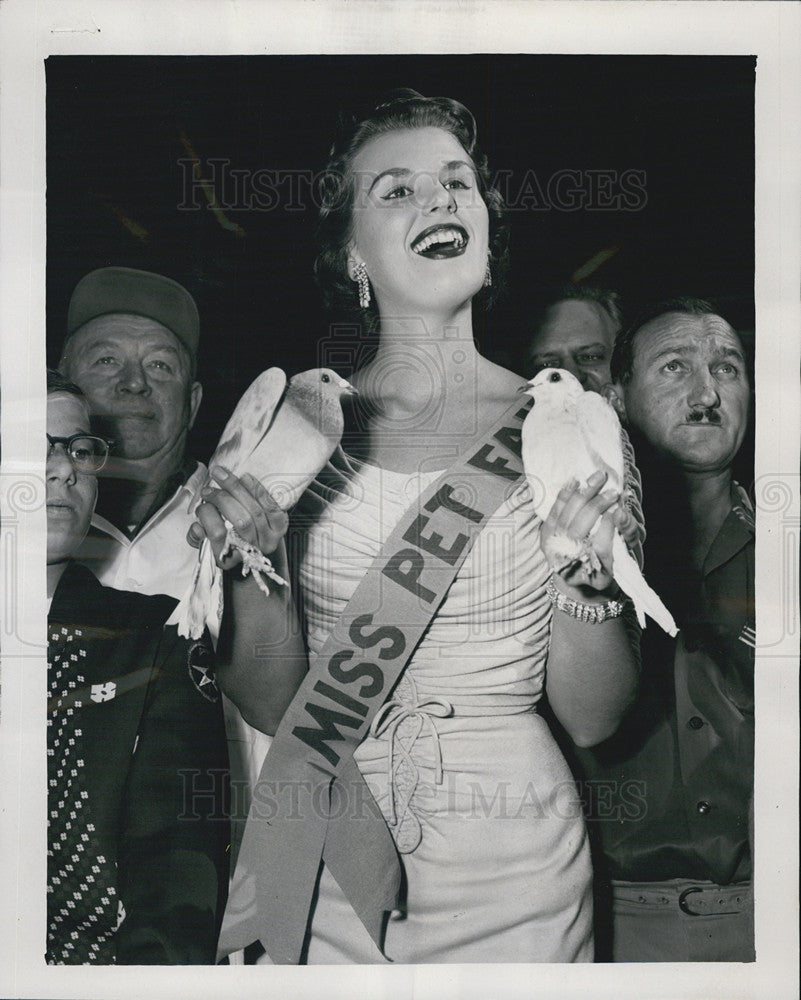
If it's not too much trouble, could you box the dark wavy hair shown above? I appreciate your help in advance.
[314,89,509,324]
[47,367,86,398]
[537,283,622,332]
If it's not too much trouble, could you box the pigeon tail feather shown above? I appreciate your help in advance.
[169,538,219,640]
[612,533,678,636]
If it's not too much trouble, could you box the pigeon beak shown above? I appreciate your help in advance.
[517,382,532,395]
[341,379,358,395]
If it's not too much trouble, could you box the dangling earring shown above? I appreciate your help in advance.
[484,255,492,288]
[352,261,371,309]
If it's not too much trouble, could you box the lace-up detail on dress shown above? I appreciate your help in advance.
[369,675,453,854]
[297,447,594,962]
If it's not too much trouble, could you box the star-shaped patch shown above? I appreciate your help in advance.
[187,641,219,702]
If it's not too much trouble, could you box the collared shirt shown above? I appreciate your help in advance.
[75,461,207,600]
[574,484,754,886]
[74,458,273,815]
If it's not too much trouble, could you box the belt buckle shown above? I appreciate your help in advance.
[678,886,704,915]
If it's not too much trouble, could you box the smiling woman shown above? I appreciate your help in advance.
[216,90,643,966]
[346,127,489,320]
[315,91,508,330]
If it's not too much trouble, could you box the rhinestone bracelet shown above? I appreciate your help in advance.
[546,576,626,624]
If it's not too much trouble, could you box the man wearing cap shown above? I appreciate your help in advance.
[60,266,205,595]
[59,267,302,917]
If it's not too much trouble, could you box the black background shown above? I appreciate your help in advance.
[46,55,755,467]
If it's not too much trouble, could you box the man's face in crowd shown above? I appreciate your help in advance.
[62,314,202,466]
[47,392,98,564]
[526,298,618,392]
[617,311,750,474]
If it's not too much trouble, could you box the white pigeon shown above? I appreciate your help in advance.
[171,366,356,639]
[521,367,677,636]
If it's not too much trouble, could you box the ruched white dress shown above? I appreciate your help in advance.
[294,457,593,963]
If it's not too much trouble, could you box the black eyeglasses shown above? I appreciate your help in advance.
[47,433,112,474]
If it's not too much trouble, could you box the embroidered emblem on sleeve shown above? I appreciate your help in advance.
[187,641,219,702]
[738,621,756,648]
[732,482,755,531]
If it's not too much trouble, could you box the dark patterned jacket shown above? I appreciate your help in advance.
[47,561,229,964]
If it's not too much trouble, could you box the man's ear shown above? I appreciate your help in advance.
[188,381,203,430]
[602,382,627,422]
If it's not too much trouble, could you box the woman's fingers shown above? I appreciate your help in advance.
[195,467,290,569]
[546,477,579,525]
[230,472,289,551]
[552,470,606,524]
[558,508,616,591]
[615,505,639,548]
[550,472,619,540]
[201,486,255,539]
[566,488,619,541]
[187,519,205,549]
[207,467,269,534]
[592,508,616,557]
[542,471,625,592]
[195,499,239,567]
[203,468,269,545]
[241,473,289,536]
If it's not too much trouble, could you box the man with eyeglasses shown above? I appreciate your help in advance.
[45,426,110,579]
[55,267,296,955]
[46,431,111,473]
[46,368,229,963]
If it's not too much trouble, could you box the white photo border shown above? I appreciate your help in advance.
[1,2,798,998]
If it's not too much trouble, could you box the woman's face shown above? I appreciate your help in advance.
[348,126,490,316]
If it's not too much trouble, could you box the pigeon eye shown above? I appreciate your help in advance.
[321,373,331,383]
[549,372,561,382]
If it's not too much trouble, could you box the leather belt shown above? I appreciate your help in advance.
[678,884,750,916]
[611,879,751,917]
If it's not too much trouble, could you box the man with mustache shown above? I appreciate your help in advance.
[571,298,755,961]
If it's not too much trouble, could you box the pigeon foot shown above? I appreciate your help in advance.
[221,522,288,596]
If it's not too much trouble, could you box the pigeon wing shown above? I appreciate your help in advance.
[190,368,287,508]
[522,400,586,521]
[210,367,287,475]
[244,401,341,511]
[574,389,625,493]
